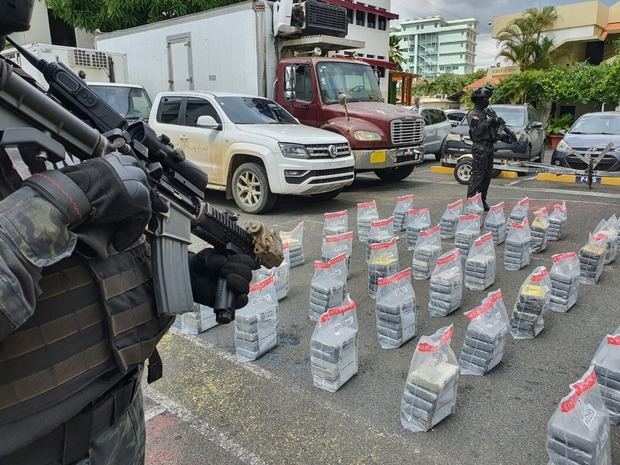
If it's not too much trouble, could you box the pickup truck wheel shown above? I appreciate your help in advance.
[374,165,414,182]
[232,162,277,214]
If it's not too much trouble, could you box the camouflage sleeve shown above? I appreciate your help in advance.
[0,186,77,340]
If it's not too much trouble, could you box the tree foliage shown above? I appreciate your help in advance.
[389,35,404,71]
[412,69,486,97]
[46,0,246,32]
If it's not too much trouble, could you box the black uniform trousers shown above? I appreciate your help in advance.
[467,143,494,200]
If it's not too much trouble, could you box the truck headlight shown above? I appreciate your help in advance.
[353,130,382,141]
[556,139,571,152]
[279,143,309,159]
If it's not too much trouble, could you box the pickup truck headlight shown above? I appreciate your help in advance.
[353,130,382,141]
[556,139,571,152]
[279,143,309,159]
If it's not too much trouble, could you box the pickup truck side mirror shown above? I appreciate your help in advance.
[531,121,543,129]
[197,115,221,130]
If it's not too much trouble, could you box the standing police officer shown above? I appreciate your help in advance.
[0,2,253,464]
[467,86,513,211]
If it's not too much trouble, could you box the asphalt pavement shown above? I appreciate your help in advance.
[144,157,620,465]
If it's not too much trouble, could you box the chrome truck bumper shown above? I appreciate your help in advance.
[352,145,424,171]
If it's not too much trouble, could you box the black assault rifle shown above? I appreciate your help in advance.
[0,38,283,324]
[484,106,518,144]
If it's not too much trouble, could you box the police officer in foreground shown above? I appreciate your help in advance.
[467,86,513,211]
[0,3,253,464]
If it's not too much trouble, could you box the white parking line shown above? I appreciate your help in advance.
[144,404,166,421]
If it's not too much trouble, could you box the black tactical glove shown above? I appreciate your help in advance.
[189,248,254,311]
[496,117,506,126]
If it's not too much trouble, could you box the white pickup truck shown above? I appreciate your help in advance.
[149,91,355,213]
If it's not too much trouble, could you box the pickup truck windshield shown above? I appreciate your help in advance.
[89,85,152,121]
[316,62,383,104]
[216,97,297,124]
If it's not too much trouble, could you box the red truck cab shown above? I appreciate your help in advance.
[275,56,425,181]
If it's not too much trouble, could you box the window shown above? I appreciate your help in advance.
[431,109,447,123]
[367,13,376,28]
[347,8,353,24]
[527,106,539,125]
[356,10,365,26]
[291,64,313,101]
[157,97,182,125]
[377,55,385,60]
[421,110,433,126]
[216,97,297,124]
[48,8,76,47]
[366,54,375,59]
[184,98,221,127]
[378,16,386,30]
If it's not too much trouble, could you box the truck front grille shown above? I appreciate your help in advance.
[306,143,351,159]
[391,119,424,146]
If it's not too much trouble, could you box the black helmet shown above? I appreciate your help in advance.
[471,85,494,102]
[0,0,35,36]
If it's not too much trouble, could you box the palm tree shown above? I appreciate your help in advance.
[497,6,558,70]
[389,35,404,71]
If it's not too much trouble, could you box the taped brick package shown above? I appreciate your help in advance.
[591,329,620,425]
[255,243,290,301]
[322,231,354,271]
[504,218,531,271]
[280,221,305,268]
[546,368,611,465]
[578,232,608,285]
[235,275,279,362]
[531,207,550,253]
[412,224,442,280]
[428,249,463,317]
[440,199,463,239]
[454,214,481,258]
[357,200,379,243]
[406,207,431,250]
[173,303,219,335]
[400,326,459,432]
[323,210,349,237]
[367,216,396,262]
[507,197,529,232]
[549,252,580,313]
[368,238,399,299]
[509,266,551,339]
[548,201,568,241]
[375,268,417,349]
[459,290,509,376]
[393,194,414,232]
[311,298,359,392]
[593,218,618,265]
[309,253,349,321]
[465,232,496,291]
[484,202,507,245]
[464,193,484,216]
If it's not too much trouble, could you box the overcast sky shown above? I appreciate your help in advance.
[391,0,617,69]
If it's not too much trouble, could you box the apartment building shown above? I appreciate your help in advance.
[391,16,478,78]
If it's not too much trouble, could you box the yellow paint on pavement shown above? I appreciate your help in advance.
[536,173,577,183]
[430,166,454,174]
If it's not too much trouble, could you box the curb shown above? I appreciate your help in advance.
[431,166,518,179]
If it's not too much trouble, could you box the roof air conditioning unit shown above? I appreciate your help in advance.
[273,0,348,38]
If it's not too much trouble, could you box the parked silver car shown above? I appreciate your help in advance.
[418,107,453,160]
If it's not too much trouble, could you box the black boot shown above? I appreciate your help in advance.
[483,200,490,212]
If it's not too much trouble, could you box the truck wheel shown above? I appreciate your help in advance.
[311,188,343,201]
[491,169,502,178]
[232,162,277,214]
[454,159,472,185]
[374,165,414,182]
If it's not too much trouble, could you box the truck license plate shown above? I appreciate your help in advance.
[370,150,387,164]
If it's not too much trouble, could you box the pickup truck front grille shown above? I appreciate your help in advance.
[391,118,424,146]
[306,143,351,159]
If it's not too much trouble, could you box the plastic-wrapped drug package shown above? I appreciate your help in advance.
[400,326,459,432]
[465,232,496,291]
[504,218,531,271]
[393,194,414,232]
[591,331,620,425]
[311,298,359,393]
[357,200,379,243]
[309,253,349,321]
[459,290,509,376]
[412,224,442,280]
[323,210,348,237]
[255,243,290,301]
[531,207,550,253]
[509,266,551,339]
[322,231,354,271]
[173,303,219,334]
[406,207,431,251]
[376,268,417,349]
[235,275,279,362]
[367,216,396,262]
[464,193,484,216]
[428,249,463,317]
[593,218,618,265]
[280,221,305,268]
[549,252,580,313]
[507,197,529,232]
[454,214,481,259]
[546,368,612,465]
[484,202,506,245]
[578,232,608,285]
[368,238,399,299]
[548,202,568,241]
[440,199,463,240]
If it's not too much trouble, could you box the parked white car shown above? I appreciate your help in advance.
[149,91,355,213]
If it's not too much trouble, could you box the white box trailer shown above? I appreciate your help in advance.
[1,43,128,89]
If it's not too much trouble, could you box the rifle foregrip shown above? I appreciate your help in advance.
[214,278,236,324]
